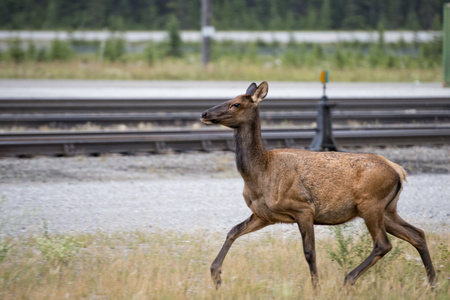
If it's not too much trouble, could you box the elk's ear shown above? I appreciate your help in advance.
[251,81,268,104]
[245,82,257,96]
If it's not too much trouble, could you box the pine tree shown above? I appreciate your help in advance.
[44,0,59,29]
[319,0,332,30]
[405,6,420,31]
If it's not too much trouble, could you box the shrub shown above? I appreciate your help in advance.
[36,233,84,265]
[49,39,73,61]
[326,222,404,274]
[103,37,126,62]
[144,41,160,65]
[26,40,37,61]
[333,48,347,69]
[166,15,182,57]
[7,38,26,63]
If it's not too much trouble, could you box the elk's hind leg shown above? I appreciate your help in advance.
[384,212,436,285]
[210,214,270,289]
[344,209,392,285]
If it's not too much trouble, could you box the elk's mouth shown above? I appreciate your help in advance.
[201,118,216,125]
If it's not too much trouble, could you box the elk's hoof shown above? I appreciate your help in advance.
[343,275,356,286]
[211,267,222,289]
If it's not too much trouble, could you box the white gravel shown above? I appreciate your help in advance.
[1,147,449,237]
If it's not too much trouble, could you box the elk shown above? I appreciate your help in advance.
[200,81,436,289]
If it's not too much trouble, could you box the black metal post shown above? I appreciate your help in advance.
[309,84,338,151]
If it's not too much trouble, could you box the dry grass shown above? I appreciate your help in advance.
[0,60,441,82]
[0,226,448,300]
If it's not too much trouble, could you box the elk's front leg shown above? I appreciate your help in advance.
[211,214,270,289]
[296,211,319,290]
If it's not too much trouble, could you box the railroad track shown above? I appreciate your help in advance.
[1,97,449,156]
[1,110,449,127]
[1,97,449,113]
[1,126,449,157]
[1,97,449,127]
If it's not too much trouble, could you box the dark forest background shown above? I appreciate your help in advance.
[0,0,447,31]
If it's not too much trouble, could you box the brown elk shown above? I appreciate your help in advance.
[200,81,436,289]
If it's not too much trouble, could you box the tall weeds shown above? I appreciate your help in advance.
[0,226,448,300]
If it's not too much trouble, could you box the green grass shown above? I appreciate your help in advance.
[0,226,448,300]
[0,59,441,82]
[2,37,442,82]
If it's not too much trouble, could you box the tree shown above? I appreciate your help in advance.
[342,0,366,29]
[44,0,59,29]
[319,0,332,30]
[166,14,182,57]
[405,6,420,31]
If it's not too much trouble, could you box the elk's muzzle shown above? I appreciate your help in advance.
[201,111,214,125]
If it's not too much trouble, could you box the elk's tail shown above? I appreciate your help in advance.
[379,155,408,211]
[389,160,408,184]
[378,155,408,183]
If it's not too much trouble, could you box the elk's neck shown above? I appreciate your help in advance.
[234,111,268,180]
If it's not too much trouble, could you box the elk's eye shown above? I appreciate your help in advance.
[232,103,240,108]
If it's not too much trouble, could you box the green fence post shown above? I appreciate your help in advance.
[444,4,450,87]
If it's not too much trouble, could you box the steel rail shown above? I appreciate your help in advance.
[1,97,449,113]
[1,110,449,127]
[1,127,448,157]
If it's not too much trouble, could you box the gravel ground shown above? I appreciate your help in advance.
[1,146,449,237]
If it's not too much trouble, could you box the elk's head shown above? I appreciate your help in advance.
[201,81,268,128]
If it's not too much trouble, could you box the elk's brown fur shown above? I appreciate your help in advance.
[201,81,436,289]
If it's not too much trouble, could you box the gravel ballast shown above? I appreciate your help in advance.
[1,147,449,237]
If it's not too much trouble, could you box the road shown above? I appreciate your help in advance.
[0,80,448,99]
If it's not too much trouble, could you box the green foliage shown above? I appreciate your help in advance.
[326,224,367,270]
[405,6,421,31]
[49,39,73,60]
[144,41,160,65]
[326,222,404,274]
[368,45,383,68]
[166,15,182,57]
[0,0,446,31]
[312,44,324,61]
[103,37,125,62]
[36,234,83,265]
[26,40,37,61]
[377,19,385,50]
[438,242,449,262]
[333,48,347,69]
[0,195,11,263]
[36,48,49,62]
[283,48,302,67]
[7,38,26,63]
[2,36,443,72]
[36,221,84,265]
[0,238,10,263]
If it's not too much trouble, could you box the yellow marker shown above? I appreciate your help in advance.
[320,70,329,84]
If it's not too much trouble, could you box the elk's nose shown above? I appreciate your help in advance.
[201,111,208,118]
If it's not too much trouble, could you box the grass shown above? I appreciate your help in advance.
[0,59,441,82]
[0,225,448,300]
